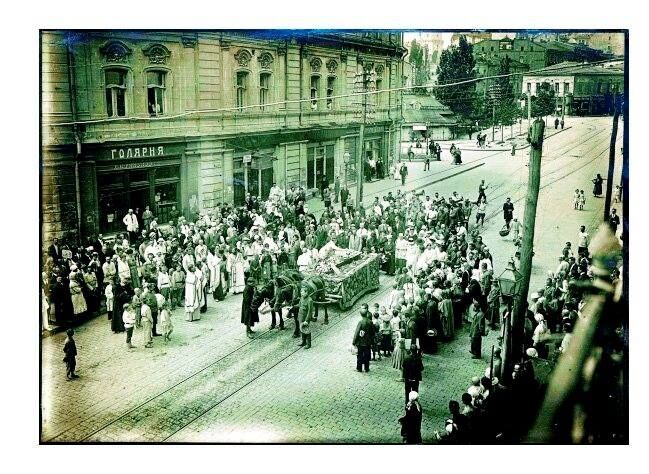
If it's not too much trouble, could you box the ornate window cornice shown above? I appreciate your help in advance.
[100,41,132,63]
[142,44,171,65]
[326,59,338,74]
[310,57,322,73]
[234,49,252,67]
[258,52,274,69]
[375,64,385,76]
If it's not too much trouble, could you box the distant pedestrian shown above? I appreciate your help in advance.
[407,146,414,162]
[424,155,430,171]
[614,184,622,203]
[159,302,173,342]
[579,190,586,210]
[560,119,565,129]
[63,329,79,380]
[608,208,620,234]
[469,300,486,359]
[333,176,340,204]
[511,143,517,156]
[502,198,514,229]
[400,162,408,186]
[340,186,350,211]
[573,189,580,210]
[140,300,154,348]
[399,391,422,444]
[510,217,521,243]
[554,117,560,129]
[122,303,136,349]
[353,303,373,372]
[592,174,604,197]
[402,347,424,404]
[577,225,590,257]
[477,180,489,203]
[475,199,486,227]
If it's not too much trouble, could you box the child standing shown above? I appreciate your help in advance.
[170,264,185,310]
[579,190,586,210]
[159,302,173,342]
[63,329,79,380]
[157,266,171,302]
[105,280,114,321]
[573,189,580,210]
[379,306,393,356]
[392,330,406,379]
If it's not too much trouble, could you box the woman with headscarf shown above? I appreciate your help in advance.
[399,391,423,444]
[532,314,551,358]
[592,173,604,197]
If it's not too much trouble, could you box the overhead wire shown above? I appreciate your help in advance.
[45,56,624,127]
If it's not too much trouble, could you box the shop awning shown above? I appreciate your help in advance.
[412,125,427,131]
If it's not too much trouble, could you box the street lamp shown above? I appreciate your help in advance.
[498,260,523,384]
[498,260,523,299]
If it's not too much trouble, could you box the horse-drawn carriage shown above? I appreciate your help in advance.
[252,249,381,330]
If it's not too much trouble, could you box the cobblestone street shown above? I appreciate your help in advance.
[41,117,622,443]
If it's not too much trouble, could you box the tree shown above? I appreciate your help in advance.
[408,39,428,93]
[532,82,556,118]
[494,56,522,126]
[435,35,477,118]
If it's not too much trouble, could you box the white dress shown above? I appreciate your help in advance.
[228,254,246,294]
[184,271,200,321]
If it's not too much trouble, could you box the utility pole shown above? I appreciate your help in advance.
[356,69,368,209]
[527,91,532,131]
[604,94,621,219]
[561,95,566,122]
[511,117,545,372]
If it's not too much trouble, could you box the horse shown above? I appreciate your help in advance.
[301,275,330,325]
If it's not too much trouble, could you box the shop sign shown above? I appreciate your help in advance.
[111,145,165,160]
[243,154,252,163]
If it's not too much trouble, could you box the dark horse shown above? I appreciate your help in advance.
[301,274,330,325]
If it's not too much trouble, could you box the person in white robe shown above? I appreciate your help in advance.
[228,250,246,294]
[184,265,201,322]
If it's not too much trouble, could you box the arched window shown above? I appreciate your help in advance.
[259,72,271,110]
[326,76,336,109]
[146,70,167,116]
[310,75,320,110]
[236,71,249,111]
[105,68,128,117]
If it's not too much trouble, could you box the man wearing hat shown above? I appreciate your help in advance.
[241,277,259,338]
[63,329,79,380]
[469,299,486,359]
[502,198,514,230]
[297,285,314,349]
[402,347,424,404]
[352,303,374,372]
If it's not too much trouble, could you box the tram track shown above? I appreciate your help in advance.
[68,282,394,442]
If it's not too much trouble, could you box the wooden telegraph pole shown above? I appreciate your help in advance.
[604,94,621,219]
[512,117,545,367]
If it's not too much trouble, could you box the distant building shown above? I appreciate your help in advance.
[41,30,406,248]
[520,32,625,57]
[473,37,610,72]
[521,61,624,116]
[474,54,529,100]
[451,32,492,46]
[401,93,459,141]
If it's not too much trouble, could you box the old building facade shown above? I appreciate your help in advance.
[521,61,624,116]
[42,31,406,247]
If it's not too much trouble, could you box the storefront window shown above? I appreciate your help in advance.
[97,165,180,234]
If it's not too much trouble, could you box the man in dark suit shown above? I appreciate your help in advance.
[48,238,62,262]
[402,348,424,403]
[353,304,374,372]
[340,186,350,211]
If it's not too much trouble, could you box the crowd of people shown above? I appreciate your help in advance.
[41,152,623,443]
